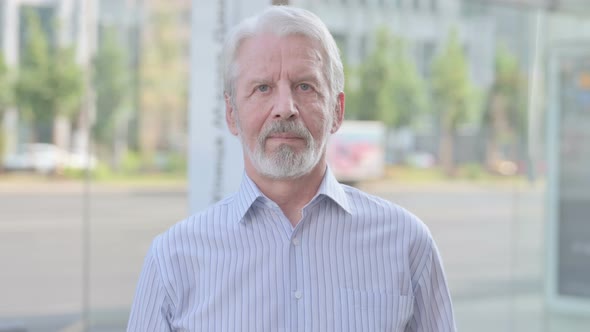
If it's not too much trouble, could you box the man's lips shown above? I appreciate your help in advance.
[267,133,303,140]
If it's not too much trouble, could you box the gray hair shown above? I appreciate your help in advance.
[223,6,344,106]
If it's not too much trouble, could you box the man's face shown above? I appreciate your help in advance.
[226,33,343,180]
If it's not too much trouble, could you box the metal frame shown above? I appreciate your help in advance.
[545,42,590,315]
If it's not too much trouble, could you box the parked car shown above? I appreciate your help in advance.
[326,121,386,183]
[2,143,96,174]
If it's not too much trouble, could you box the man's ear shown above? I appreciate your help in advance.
[330,92,345,134]
[225,93,239,136]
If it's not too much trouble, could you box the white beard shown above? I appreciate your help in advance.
[239,119,330,180]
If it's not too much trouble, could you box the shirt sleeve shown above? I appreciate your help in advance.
[407,238,457,332]
[127,245,173,332]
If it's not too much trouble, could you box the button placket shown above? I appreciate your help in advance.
[288,226,306,331]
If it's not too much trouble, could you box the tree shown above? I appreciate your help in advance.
[0,53,14,171]
[482,45,528,172]
[356,27,394,122]
[431,29,477,175]
[356,27,427,128]
[342,58,360,120]
[383,37,428,129]
[48,46,84,150]
[353,27,427,164]
[93,26,132,168]
[138,3,188,165]
[15,9,84,148]
[15,9,52,141]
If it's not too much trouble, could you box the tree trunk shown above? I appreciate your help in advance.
[139,108,159,168]
[53,115,71,151]
[486,95,500,172]
[113,117,129,171]
[0,126,5,173]
[439,123,454,176]
[53,115,71,174]
[485,94,510,173]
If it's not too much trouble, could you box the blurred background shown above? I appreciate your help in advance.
[0,0,589,331]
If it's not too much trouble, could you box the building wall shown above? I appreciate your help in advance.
[137,0,191,155]
[1,0,95,66]
[0,0,97,154]
[292,0,495,89]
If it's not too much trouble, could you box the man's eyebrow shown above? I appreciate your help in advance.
[292,73,322,83]
[243,78,272,88]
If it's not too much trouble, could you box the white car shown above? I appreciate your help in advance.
[3,143,96,174]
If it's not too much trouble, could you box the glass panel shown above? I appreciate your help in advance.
[0,0,190,330]
[1,3,86,331]
[293,0,589,331]
[2,0,590,331]
[86,0,191,329]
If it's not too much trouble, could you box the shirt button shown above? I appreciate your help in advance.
[294,291,302,299]
[292,237,300,246]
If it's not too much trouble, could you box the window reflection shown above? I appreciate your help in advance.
[0,0,589,331]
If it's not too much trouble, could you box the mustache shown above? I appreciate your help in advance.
[259,120,313,144]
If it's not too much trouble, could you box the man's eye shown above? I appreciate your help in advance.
[257,85,270,92]
[299,83,311,91]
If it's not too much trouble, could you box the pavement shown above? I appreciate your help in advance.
[0,178,589,331]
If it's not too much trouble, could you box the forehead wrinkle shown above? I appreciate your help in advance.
[235,33,327,93]
[281,46,324,83]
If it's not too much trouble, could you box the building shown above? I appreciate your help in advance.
[0,0,97,156]
[291,0,496,89]
[1,0,97,68]
[135,0,191,158]
[91,0,192,159]
[0,0,192,163]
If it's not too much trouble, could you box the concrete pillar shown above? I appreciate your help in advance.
[189,0,271,213]
[2,0,19,66]
[2,0,19,156]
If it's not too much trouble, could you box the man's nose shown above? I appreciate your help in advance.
[271,86,298,119]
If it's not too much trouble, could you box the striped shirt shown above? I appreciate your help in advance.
[128,168,456,331]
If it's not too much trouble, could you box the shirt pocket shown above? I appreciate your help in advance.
[339,288,414,332]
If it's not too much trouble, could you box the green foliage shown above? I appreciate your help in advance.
[356,28,388,121]
[459,162,485,180]
[93,27,131,146]
[120,150,144,174]
[384,37,428,128]
[61,165,87,179]
[430,29,479,175]
[343,59,360,120]
[354,27,427,128]
[91,161,114,180]
[0,53,14,114]
[161,152,187,174]
[49,47,84,119]
[15,9,51,124]
[0,54,14,168]
[485,44,528,140]
[431,29,477,131]
[139,5,188,156]
[15,9,84,140]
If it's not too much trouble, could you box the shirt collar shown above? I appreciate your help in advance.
[233,167,352,224]
[233,171,265,223]
[314,166,352,215]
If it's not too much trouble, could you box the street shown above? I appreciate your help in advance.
[0,179,588,331]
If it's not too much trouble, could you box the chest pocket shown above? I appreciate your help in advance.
[339,288,414,332]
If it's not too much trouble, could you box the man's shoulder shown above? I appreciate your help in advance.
[150,192,239,251]
[342,185,438,271]
[341,183,411,215]
[341,183,392,206]
[342,184,433,240]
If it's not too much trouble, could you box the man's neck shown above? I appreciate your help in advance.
[247,162,327,227]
